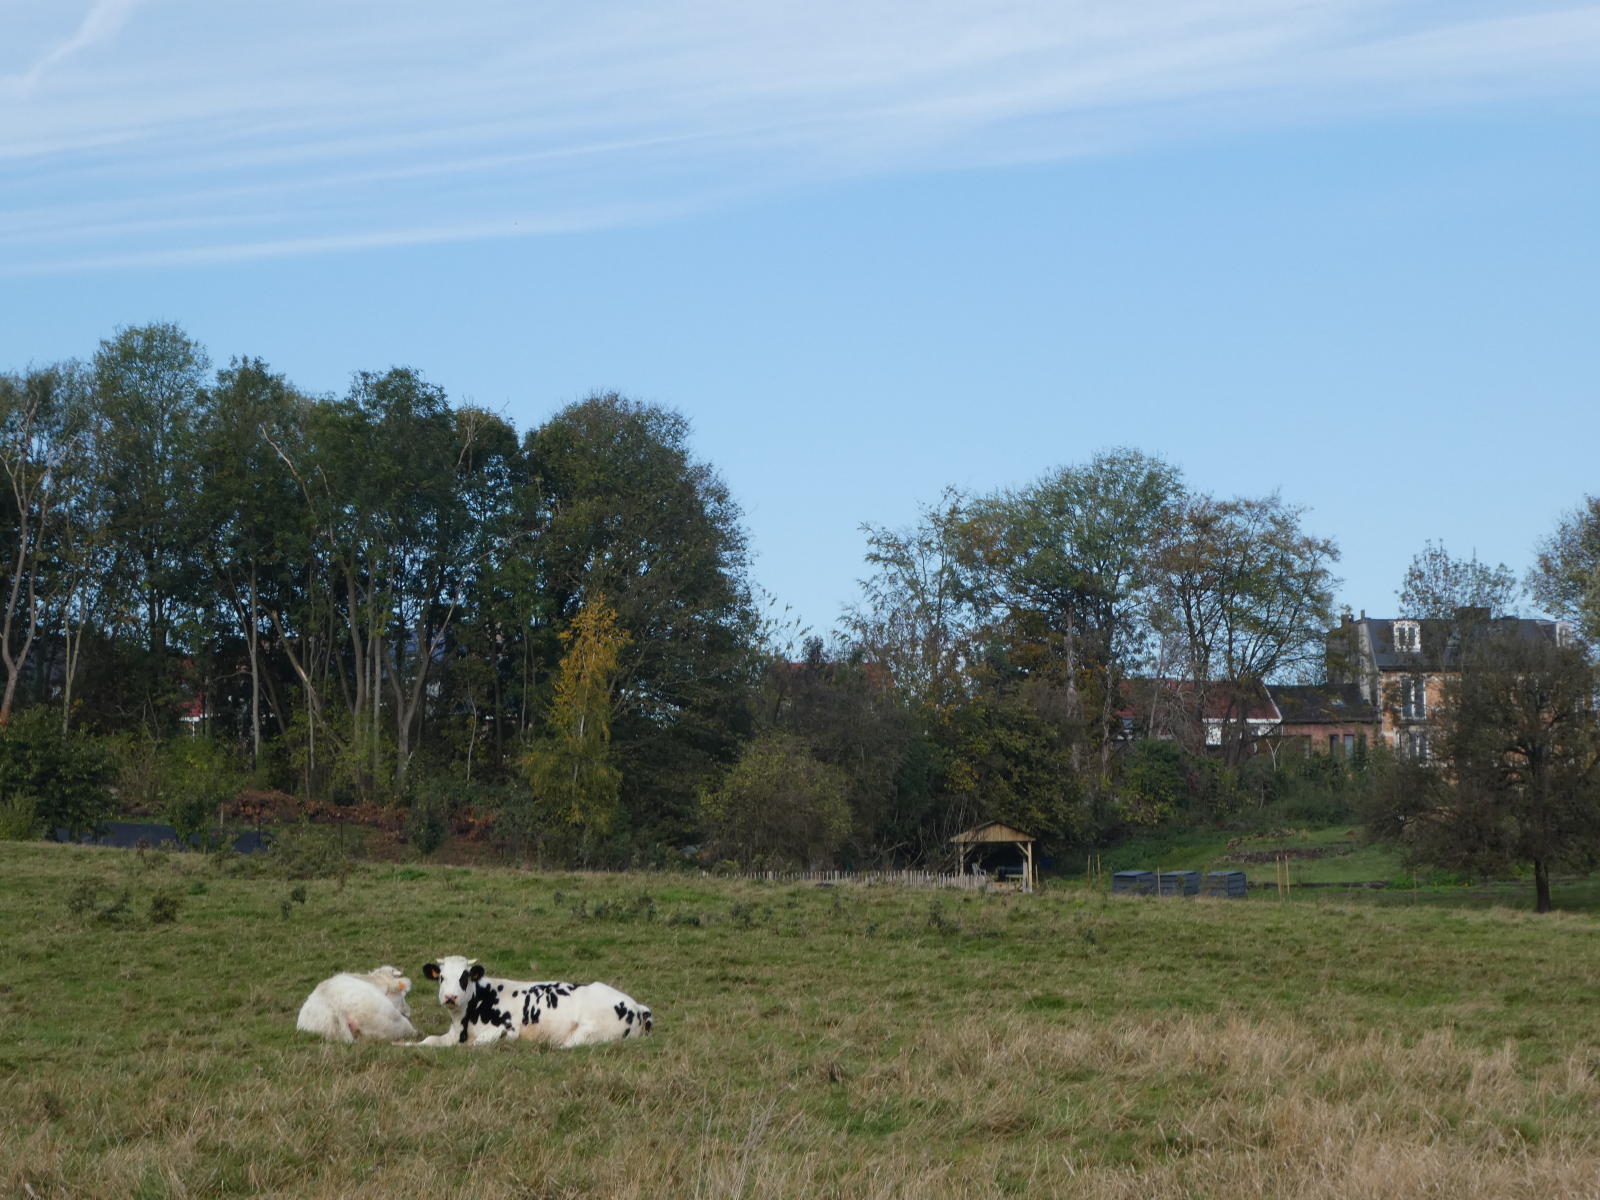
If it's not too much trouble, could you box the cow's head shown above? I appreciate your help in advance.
[423,956,483,1011]
[367,965,412,1016]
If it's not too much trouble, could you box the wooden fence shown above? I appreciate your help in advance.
[736,868,993,891]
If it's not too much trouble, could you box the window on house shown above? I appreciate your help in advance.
[1407,730,1429,762]
[1557,622,1574,648]
[1343,733,1355,756]
[1400,676,1426,721]
[1329,733,1339,758]
[1394,620,1421,653]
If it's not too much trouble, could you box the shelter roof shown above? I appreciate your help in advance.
[950,821,1035,845]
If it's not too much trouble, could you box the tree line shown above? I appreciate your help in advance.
[5,323,1600,883]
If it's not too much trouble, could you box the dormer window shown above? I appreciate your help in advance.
[1557,621,1574,648]
[1394,620,1421,653]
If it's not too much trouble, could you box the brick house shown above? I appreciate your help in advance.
[1325,607,1571,760]
[1267,683,1380,762]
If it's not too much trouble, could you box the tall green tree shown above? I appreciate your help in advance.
[91,323,211,729]
[846,487,974,711]
[958,448,1185,768]
[194,357,306,764]
[523,393,757,840]
[1398,539,1520,619]
[269,370,519,798]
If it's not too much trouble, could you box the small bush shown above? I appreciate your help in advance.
[264,821,359,880]
[0,791,40,840]
[94,889,133,926]
[161,738,242,848]
[405,778,455,856]
[148,888,182,925]
[280,885,308,920]
[66,879,99,919]
[926,899,960,935]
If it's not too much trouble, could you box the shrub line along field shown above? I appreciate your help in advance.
[5,840,1600,1198]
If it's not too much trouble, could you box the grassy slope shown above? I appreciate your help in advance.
[5,841,1600,1198]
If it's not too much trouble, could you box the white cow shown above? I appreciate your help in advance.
[296,965,418,1043]
[415,955,652,1048]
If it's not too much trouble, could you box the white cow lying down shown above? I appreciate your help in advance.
[415,955,653,1048]
[296,965,418,1043]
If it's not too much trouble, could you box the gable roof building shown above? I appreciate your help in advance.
[1325,608,1570,758]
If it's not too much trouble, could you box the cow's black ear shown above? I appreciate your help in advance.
[423,963,441,981]
[469,964,485,981]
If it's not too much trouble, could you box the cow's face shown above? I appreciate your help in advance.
[423,956,483,1012]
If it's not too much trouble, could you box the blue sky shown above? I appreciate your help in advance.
[5,1,1599,640]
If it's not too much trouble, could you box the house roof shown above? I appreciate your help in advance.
[1268,683,1379,724]
[1340,611,1561,673]
[1119,678,1281,723]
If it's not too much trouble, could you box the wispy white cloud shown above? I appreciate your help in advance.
[3,1,1599,274]
[2,0,144,98]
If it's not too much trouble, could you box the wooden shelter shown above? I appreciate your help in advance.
[950,821,1036,893]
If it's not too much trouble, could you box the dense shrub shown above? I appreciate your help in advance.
[698,734,851,869]
[0,707,115,840]
[1117,739,1188,825]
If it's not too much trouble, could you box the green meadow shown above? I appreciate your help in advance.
[5,839,1600,1199]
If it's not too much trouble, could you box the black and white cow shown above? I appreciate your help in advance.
[415,955,653,1048]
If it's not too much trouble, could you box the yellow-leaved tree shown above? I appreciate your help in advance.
[521,596,630,862]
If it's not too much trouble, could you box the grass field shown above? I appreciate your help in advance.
[5,840,1600,1198]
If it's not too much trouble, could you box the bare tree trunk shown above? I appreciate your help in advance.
[1535,857,1552,914]
[248,563,261,769]
[61,593,88,734]
[0,489,41,729]
[1061,608,1082,773]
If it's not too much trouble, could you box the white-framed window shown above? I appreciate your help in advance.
[1557,621,1574,648]
[1406,730,1429,761]
[1394,620,1421,653]
[1400,676,1427,721]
